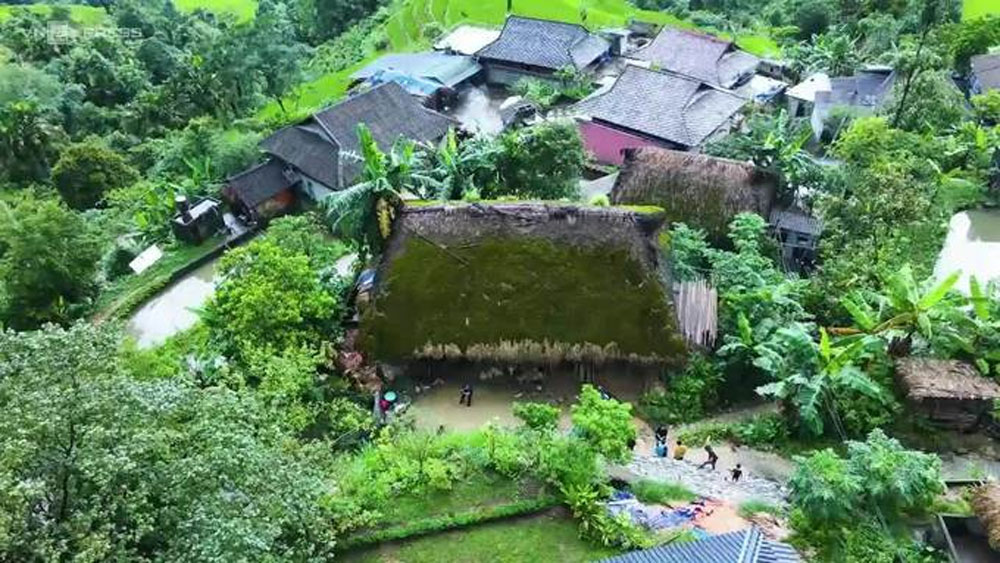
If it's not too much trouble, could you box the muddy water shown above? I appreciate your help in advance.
[405,368,649,433]
[935,210,1000,291]
[126,261,218,348]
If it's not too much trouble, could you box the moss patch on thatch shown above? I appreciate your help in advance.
[361,235,684,363]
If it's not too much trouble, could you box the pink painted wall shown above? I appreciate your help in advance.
[578,120,665,165]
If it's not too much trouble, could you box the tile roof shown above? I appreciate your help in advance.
[226,159,296,208]
[971,53,1000,91]
[770,207,822,236]
[826,68,895,108]
[634,27,759,88]
[600,527,800,563]
[476,16,610,71]
[260,124,340,189]
[574,65,746,148]
[313,82,455,183]
[351,52,482,89]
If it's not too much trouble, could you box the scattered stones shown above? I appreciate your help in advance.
[624,454,790,507]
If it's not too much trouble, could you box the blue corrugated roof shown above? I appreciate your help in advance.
[351,52,481,88]
[600,527,800,563]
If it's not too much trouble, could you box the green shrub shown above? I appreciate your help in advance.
[513,401,560,431]
[632,480,696,505]
[640,353,724,425]
[677,413,790,451]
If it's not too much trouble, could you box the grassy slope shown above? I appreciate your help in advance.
[260,0,780,119]
[344,513,620,563]
[173,0,257,23]
[963,0,1000,20]
[0,4,108,25]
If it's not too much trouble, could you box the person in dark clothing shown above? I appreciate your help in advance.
[730,463,743,482]
[697,444,718,470]
[459,384,473,407]
[654,425,669,445]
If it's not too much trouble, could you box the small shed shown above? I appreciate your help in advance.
[171,196,224,244]
[895,358,1000,431]
[769,206,821,273]
[222,160,298,223]
[434,25,501,56]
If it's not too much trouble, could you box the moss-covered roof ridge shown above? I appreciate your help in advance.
[361,202,686,364]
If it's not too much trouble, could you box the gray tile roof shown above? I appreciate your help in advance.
[225,159,296,208]
[260,124,340,189]
[476,16,610,71]
[770,206,822,236]
[574,65,746,148]
[971,53,1000,92]
[634,27,759,89]
[313,82,456,184]
[827,68,895,108]
[600,527,800,563]
[351,52,482,88]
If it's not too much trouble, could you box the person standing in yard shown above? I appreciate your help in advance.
[697,443,718,470]
[654,425,669,457]
[459,384,473,407]
[730,463,743,482]
[673,439,688,461]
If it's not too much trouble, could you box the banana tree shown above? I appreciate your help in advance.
[321,124,429,257]
[749,322,885,436]
[833,264,962,355]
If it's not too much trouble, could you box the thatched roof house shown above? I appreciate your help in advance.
[896,358,1000,430]
[360,202,686,365]
[971,483,1000,551]
[609,147,776,240]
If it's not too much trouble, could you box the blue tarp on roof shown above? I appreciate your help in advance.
[366,69,443,98]
[351,52,481,89]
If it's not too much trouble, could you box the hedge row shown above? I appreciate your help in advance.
[338,496,561,550]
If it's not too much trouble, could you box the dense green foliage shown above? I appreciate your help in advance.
[789,429,945,560]
[52,139,139,210]
[0,196,100,329]
[0,323,344,561]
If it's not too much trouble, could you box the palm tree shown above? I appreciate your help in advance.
[321,124,429,257]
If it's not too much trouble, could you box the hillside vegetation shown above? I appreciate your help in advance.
[0,3,107,24]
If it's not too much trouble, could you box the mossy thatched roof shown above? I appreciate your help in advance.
[896,358,1000,401]
[361,203,686,364]
[610,147,776,240]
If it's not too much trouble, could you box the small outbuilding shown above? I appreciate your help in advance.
[769,206,822,273]
[609,147,776,240]
[222,160,298,223]
[787,67,895,140]
[171,196,224,244]
[895,357,1000,431]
